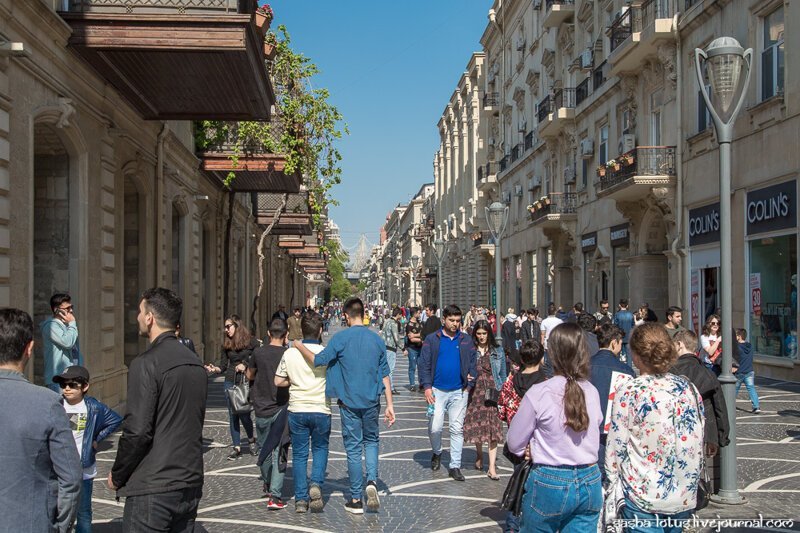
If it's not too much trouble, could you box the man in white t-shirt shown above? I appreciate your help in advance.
[274,313,329,514]
[540,303,564,352]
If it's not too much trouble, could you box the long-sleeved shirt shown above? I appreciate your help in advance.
[507,375,602,466]
[604,373,705,514]
[41,318,82,384]
[314,325,389,409]
[0,369,82,533]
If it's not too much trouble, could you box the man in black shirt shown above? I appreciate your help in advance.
[421,304,442,341]
[247,319,290,510]
[405,307,423,392]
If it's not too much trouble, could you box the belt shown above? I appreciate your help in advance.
[532,463,596,469]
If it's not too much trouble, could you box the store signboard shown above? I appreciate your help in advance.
[746,180,797,235]
[688,203,720,246]
[750,273,762,316]
[610,224,630,247]
[690,270,700,332]
[581,232,597,252]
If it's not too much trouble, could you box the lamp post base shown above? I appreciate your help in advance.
[709,493,748,505]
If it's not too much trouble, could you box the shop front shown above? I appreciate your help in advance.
[746,180,798,361]
[610,224,630,307]
[582,232,609,309]
[688,202,721,333]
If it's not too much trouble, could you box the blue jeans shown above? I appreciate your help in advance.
[620,499,693,533]
[339,401,380,501]
[223,381,254,446]
[76,478,92,533]
[491,348,507,391]
[387,350,397,390]
[520,464,602,533]
[255,411,285,496]
[429,387,469,469]
[407,346,420,387]
[505,510,520,532]
[736,371,760,409]
[289,412,331,502]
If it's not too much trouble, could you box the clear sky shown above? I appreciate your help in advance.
[270,1,491,256]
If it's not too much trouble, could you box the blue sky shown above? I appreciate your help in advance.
[270,1,491,255]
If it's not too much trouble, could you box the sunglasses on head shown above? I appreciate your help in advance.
[59,381,85,390]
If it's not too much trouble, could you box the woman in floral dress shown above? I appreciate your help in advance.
[463,320,504,480]
[605,323,705,533]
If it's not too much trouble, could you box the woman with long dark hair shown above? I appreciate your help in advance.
[507,322,603,531]
[205,314,260,460]
[463,320,504,480]
[700,313,722,372]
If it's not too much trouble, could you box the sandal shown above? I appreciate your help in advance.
[487,472,500,481]
[474,460,483,471]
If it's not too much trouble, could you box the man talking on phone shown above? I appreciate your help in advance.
[41,293,82,392]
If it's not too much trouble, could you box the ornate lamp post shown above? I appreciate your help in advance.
[411,254,420,307]
[695,36,752,506]
[486,201,509,341]
[432,238,448,312]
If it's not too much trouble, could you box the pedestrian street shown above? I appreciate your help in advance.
[85,324,800,532]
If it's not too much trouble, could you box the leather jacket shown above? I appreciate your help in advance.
[60,396,122,469]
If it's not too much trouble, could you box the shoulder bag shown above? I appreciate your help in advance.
[225,370,253,415]
[500,459,531,516]
[483,370,500,407]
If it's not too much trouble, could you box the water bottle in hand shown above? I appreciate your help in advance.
[426,398,435,418]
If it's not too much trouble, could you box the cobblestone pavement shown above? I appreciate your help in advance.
[88,324,800,532]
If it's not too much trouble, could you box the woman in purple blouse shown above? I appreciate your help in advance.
[507,322,603,532]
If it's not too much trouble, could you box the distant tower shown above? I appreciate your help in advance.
[353,234,371,271]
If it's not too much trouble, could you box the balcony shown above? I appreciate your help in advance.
[524,131,535,151]
[597,146,677,201]
[59,0,274,120]
[499,155,510,173]
[593,61,608,92]
[478,162,497,192]
[472,231,496,254]
[536,96,551,124]
[529,192,578,228]
[538,89,576,138]
[483,92,500,111]
[197,120,302,193]
[252,192,313,235]
[543,0,575,29]
[511,143,522,163]
[609,0,675,76]
[575,78,590,107]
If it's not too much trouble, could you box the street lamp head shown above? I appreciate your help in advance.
[411,254,420,269]
[695,37,752,135]
[485,201,508,239]
[433,238,446,263]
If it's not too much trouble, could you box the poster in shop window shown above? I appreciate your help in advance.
[750,273,762,316]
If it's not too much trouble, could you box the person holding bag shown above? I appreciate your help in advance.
[507,322,604,532]
[463,320,504,481]
[205,315,260,460]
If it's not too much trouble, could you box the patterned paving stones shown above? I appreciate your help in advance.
[88,326,800,531]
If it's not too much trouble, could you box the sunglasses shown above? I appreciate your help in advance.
[710,321,720,325]
[224,324,235,330]
[59,381,84,390]
[58,306,74,312]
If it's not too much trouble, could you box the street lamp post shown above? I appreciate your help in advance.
[695,36,752,505]
[411,255,420,307]
[432,238,447,312]
[486,201,509,343]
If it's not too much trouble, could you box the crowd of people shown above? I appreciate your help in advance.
[0,288,762,532]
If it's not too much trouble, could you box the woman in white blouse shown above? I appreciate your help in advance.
[605,323,705,533]
[700,314,722,372]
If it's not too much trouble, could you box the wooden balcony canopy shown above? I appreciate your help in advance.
[287,246,320,257]
[59,0,274,120]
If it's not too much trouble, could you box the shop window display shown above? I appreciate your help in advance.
[749,235,797,359]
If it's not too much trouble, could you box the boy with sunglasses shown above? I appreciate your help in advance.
[54,366,122,533]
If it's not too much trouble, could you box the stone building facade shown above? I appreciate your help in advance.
[1,0,313,404]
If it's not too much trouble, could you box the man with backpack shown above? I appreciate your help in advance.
[382,308,403,394]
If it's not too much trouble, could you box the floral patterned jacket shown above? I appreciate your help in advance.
[497,373,520,424]
[604,373,705,514]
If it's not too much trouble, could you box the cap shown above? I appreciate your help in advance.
[52,365,90,384]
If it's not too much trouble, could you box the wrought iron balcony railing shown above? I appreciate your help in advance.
[642,0,675,30]
[499,155,510,172]
[511,143,521,162]
[64,0,244,14]
[524,131,534,151]
[610,8,638,52]
[545,0,575,9]
[593,60,608,91]
[483,92,500,108]
[554,88,576,109]
[537,96,551,123]
[196,119,284,155]
[530,192,578,222]
[599,146,677,191]
[575,78,590,106]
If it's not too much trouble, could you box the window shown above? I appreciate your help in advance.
[650,89,663,146]
[598,124,609,166]
[530,252,538,307]
[698,84,711,132]
[581,158,588,190]
[762,6,784,100]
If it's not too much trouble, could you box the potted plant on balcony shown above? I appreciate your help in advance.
[255,4,274,37]
[540,195,551,206]
[263,31,277,60]
[620,153,634,166]
[606,158,619,171]
[596,164,606,177]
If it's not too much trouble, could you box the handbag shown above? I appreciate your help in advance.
[696,462,711,510]
[500,460,531,516]
[598,478,625,533]
[225,371,252,415]
[483,373,499,407]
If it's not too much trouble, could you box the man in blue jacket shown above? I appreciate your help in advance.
[419,304,477,482]
[613,298,635,363]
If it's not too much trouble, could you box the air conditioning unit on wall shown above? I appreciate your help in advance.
[580,49,593,70]
[528,175,542,190]
[514,184,523,197]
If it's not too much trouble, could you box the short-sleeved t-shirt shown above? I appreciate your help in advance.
[250,344,289,418]
[540,316,564,350]
[276,342,329,414]
[63,399,96,480]
[406,321,423,349]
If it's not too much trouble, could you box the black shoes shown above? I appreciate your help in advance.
[391,389,400,395]
[410,385,418,392]
[431,453,441,471]
[449,468,465,481]
[344,499,364,514]
[249,438,259,456]
[365,480,380,512]
[227,448,242,461]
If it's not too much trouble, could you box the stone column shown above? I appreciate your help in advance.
[0,56,10,307]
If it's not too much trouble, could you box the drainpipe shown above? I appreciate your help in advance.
[156,123,169,283]
[669,12,684,307]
